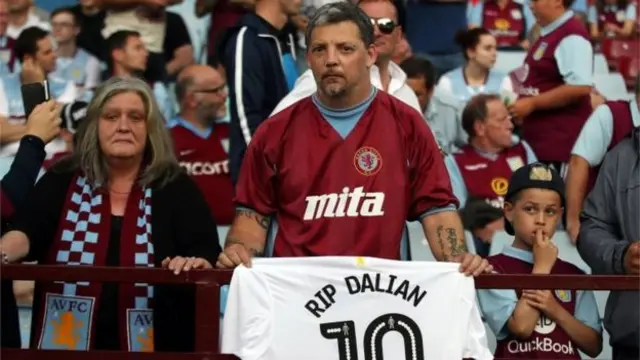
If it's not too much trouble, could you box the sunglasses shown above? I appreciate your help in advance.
[370,17,396,35]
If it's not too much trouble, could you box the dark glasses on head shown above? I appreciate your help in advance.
[370,17,396,34]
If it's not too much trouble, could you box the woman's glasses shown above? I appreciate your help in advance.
[370,17,396,35]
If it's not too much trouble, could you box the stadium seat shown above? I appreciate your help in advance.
[594,73,631,100]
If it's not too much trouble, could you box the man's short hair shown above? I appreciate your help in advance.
[461,93,501,138]
[14,26,50,62]
[106,30,141,60]
[305,1,374,49]
[399,56,436,90]
[51,6,79,26]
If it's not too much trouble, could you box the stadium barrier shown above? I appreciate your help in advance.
[1,264,639,360]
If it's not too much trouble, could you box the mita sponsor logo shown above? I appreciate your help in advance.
[303,186,385,220]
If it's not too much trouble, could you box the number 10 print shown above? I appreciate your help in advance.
[320,313,424,360]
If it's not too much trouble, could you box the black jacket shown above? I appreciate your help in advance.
[219,13,293,185]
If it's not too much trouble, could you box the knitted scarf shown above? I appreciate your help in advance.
[34,173,154,352]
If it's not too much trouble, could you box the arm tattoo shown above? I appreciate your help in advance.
[446,227,467,257]
[226,236,264,257]
[237,209,270,230]
[436,225,468,260]
[436,225,448,261]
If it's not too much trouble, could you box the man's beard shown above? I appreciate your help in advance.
[322,83,347,98]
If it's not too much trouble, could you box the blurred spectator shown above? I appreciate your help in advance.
[436,29,510,107]
[404,0,466,77]
[41,100,90,170]
[219,0,301,185]
[508,0,592,176]
[169,64,235,225]
[104,30,173,120]
[468,0,536,49]
[0,0,16,75]
[459,196,504,257]
[195,0,251,66]
[391,34,412,64]
[271,0,422,116]
[163,9,194,79]
[0,27,78,178]
[0,100,62,349]
[0,76,222,352]
[578,128,640,360]
[5,0,49,39]
[69,0,106,60]
[479,163,602,359]
[588,0,637,39]
[564,79,639,243]
[446,94,536,209]
[99,0,183,83]
[400,55,459,151]
[28,0,48,22]
[49,7,101,91]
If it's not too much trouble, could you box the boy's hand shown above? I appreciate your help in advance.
[522,290,561,318]
[532,229,557,274]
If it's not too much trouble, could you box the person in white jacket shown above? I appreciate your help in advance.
[271,0,421,115]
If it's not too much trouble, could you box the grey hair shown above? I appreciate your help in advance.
[53,77,181,188]
[174,74,196,104]
[305,1,374,49]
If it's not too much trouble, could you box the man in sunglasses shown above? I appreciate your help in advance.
[270,0,421,115]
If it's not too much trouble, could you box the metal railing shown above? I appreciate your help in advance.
[1,264,639,360]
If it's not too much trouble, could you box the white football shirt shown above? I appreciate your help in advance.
[222,257,493,360]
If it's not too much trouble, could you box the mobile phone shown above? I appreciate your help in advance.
[21,80,50,118]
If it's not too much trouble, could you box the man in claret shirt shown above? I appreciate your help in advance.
[446,94,537,209]
[216,2,491,276]
[508,0,593,176]
[564,78,640,243]
[169,64,235,226]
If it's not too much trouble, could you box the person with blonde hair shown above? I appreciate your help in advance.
[0,77,221,352]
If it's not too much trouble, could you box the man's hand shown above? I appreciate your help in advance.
[521,289,561,318]
[509,97,536,121]
[25,101,62,144]
[623,242,640,275]
[452,253,493,276]
[532,229,558,273]
[216,242,253,268]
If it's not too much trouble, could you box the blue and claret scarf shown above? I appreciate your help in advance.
[34,173,154,352]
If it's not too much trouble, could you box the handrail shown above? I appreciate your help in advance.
[1,264,639,360]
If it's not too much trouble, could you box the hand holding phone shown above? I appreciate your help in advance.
[25,100,62,144]
[21,80,50,119]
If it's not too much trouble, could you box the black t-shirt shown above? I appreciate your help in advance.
[70,5,107,61]
[163,12,192,64]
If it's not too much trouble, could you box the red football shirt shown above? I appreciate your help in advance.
[171,122,235,225]
[235,91,457,259]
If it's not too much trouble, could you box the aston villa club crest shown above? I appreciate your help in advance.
[354,146,382,176]
[555,290,571,303]
[533,42,548,61]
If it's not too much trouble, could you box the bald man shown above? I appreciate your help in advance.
[169,65,235,225]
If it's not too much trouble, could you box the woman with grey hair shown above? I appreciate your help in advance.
[0,77,221,352]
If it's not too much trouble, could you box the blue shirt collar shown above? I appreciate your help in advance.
[168,116,212,139]
[540,10,575,37]
[501,245,534,264]
[630,98,640,128]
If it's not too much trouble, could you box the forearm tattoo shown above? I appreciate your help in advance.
[436,225,468,260]
[226,236,264,257]
[237,209,270,230]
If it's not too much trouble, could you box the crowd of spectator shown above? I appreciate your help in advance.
[0,0,638,358]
